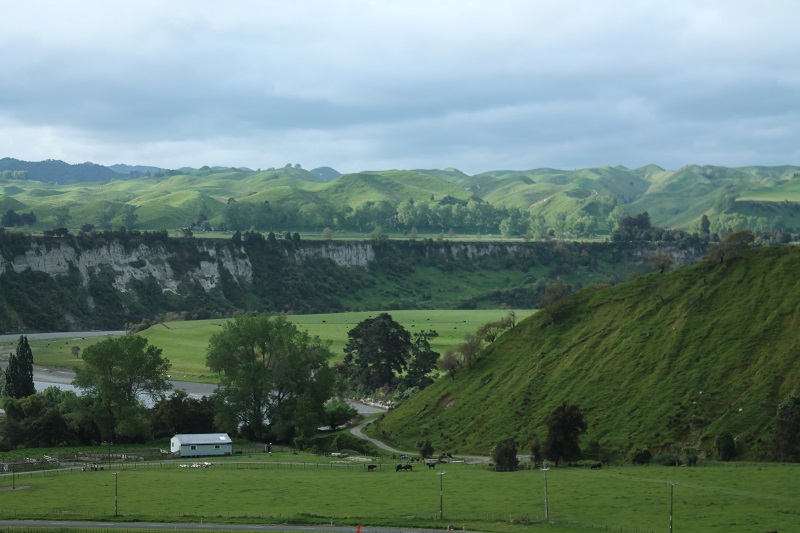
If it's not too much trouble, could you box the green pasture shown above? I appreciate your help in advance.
[1,459,798,533]
[15,310,535,382]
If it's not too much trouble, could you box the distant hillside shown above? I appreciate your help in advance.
[109,164,162,176]
[3,159,800,237]
[368,245,800,460]
[412,168,471,183]
[311,166,341,182]
[0,158,120,183]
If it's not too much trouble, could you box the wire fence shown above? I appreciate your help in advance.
[0,462,655,533]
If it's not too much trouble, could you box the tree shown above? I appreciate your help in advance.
[122,205,138,230]
[705,230,755,264]
[772,395,800,462]
[541,281,570,324]
[403,330,440,390]
[457,332,482,369]
[4,335,35,399]
[544,402,587,465]
[437,351,462,380]
[476,312,515,344]
[1,390,71,447]
[649,252,674,274]
[716,431,736,461]
[53,206,72,228]
[206,314,334,442]
[342,313,412,391]
[322,227,333,240]
[73,336,171,442]
[97,206,115,229]
[491,437,519,472]
[700,214,711,236]
[151,390,216,439]
[324,399,358,431]
[418,438,434,459]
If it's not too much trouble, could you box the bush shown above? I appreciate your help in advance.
[653,453,679,466]
[491,437,519,472]
[716,432,736,461]
[631,448,652,465]
[772,395,800,462]
[682,447,698,467]
[418,438,434,459]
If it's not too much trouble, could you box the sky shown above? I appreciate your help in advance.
[2,0,799,175]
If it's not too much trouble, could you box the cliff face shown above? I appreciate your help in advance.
[0,236,708,332]
[0,240,379,293]
[4,241,253,293]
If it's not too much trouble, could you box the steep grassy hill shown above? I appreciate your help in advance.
[368,245,800,460]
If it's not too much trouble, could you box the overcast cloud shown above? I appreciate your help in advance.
[2,1,799,175]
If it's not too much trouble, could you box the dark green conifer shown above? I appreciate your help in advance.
[4,335,35,399]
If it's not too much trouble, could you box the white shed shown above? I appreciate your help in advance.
[170,433,233,457]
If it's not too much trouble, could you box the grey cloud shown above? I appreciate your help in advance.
[2,1,800,173]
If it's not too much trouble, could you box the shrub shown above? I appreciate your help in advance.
[653,453,679,466]
[716,432,736,461]
[418,438,434,459]
[772,395,800,462]
[631,448,652,465]
[682,447,698,467]
[491,437,519,472]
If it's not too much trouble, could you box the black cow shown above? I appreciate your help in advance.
[427,461,436,469]
[367,464,377,471]
[591,462,603,470]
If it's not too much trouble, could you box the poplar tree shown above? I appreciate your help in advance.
[4,335,35,399]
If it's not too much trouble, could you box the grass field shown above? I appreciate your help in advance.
[1,452,798,533]
[12,310,535,382]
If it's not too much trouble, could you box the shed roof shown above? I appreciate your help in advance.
[173,433,232,445]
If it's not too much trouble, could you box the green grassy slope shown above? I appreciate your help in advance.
[320,170,472,207]
[369,246,800,459]
[4,164,800,234]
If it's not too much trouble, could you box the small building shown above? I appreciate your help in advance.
[170,433,233,457]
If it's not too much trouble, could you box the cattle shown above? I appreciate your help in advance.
[427,461,436,469]
[591,462,603,470]
[403,464,413,471]
[396,463,412,471]
[367,464,377,471]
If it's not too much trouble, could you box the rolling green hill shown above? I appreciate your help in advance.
[3,160,800,237]
[320,170,472,207]
[367,245,800,460]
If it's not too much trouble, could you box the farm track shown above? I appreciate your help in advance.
[349,419,490,464]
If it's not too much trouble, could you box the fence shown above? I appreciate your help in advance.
[0,462,654,533]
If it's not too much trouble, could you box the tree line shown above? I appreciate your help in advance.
[1,209,37,228]
[0,312,443,450]
[215,196,619,239]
